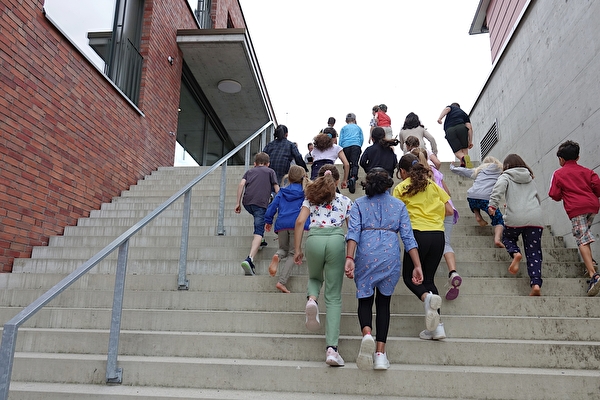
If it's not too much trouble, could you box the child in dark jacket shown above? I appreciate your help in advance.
[264,165,310,293]
[548,140,600,296]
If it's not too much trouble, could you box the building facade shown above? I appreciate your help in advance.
[469,0,600,252]
[0,0,273,271]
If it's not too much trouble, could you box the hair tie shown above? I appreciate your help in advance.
[327,133,332,138]
[412,159,419,166]
[324,170,332,175]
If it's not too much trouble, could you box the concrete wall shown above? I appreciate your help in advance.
[470,0,600,254]
[0,0,198,271]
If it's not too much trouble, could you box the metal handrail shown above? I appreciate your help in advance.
[0,121,274,399]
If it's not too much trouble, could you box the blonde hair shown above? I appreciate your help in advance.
[282,165,308,189]
[410,147,432,178]
[472,156,502,178]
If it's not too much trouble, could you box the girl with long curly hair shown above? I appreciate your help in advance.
[393,153,453,340]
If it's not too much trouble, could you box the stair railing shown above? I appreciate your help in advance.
[0,121,274,399]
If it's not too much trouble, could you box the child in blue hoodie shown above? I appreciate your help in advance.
[264,165,310,293]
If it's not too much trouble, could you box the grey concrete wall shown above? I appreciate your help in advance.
[470,0,600,256]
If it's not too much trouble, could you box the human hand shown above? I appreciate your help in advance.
[294,251,304,265]
[468,143,474,149]
[234,205,241,214]
[437,118,442,124]
[344,258,355,279]
[488,206,496,216]
[412,265,423,285]
[341,181,348,189]
[265,223,272,232]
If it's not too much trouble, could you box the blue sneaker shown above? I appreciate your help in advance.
[241,257,256,276]
[587,273,600,296]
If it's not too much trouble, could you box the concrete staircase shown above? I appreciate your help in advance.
[1,164,599,400]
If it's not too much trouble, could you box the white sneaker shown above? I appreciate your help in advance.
[325,347,345,367]
[305,298,320,331]
[373,352,390,370]
[419,323,446,340]
[424,292,441,331]
[356,334,375,370]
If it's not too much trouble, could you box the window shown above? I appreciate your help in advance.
[44,0,144,105]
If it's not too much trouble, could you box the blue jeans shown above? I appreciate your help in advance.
[243,204,266,236]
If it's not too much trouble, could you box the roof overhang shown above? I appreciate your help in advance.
[177,29,275,147]
[470,0,491,34]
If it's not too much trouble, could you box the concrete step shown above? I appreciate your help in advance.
[2,308,599,341]
[8,382,458,400]
[9,353,598,400]
[12,256,588,278]
[12,329,600,370]
[2,288,599,317]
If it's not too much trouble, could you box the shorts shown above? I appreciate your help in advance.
[571,213,596,246]
[243,204,266,236]
[445,124,469,153]
[382,126,393,139]
[467,198,504,226]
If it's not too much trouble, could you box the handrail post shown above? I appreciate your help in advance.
[217,163,227,236]
[244,142,251,170]
[178,189,192,289]
[0,324,18,400]
[106,240,130,383]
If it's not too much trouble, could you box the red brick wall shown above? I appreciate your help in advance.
[213,0,246,28]
[0,0,198,272]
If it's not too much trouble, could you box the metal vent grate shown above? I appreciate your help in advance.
[480,120,498,159]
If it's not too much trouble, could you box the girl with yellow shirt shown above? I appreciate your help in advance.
[393,153,453,340]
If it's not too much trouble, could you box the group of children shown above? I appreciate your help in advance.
[235,138,600,370]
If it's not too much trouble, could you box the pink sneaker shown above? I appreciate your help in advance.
[305,298,320,331]
[326,347,345,367]
[445,271,462,300]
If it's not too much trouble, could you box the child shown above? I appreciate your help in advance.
[488,154,544,296]
[375,104,393,139]
[369,105,379,142]
[339,112,364,193]
[412,147,462,300]
[548,140,600,296]
[294,164,353,366]
[345,168,423,370]
[450,157,505,248]
[359,127,398,177]
[264,166,309,293]
[234,152,280,276]
[394,153,453,340]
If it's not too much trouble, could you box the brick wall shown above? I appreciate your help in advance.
[0,0,198,271]
[213,0,246,28]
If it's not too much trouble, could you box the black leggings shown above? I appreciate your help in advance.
[357,288,391,343]
[403,230,445,300]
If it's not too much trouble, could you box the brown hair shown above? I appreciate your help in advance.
[396,153,430,196]
[503,154,535,178]
[404,135,420,151]
[254,152,269,165]
[410,147,432,178]
[313,132,334,151]
[305,164,338,205]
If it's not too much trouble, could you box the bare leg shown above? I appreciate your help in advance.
[376,341,385,354]
[444,252,457,273]
[275,282,290,293]
[248,234,263,259]
[494,225,505,248]
[580,243,597,277]
[509,252,522,274]
[474,210,489,227]
[268,254,279,277]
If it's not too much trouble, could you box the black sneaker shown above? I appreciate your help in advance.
[241,257,256,276]
[259,239,268,250]
[348,177,356,194]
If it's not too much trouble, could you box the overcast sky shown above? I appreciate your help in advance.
[237,0,492,162]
